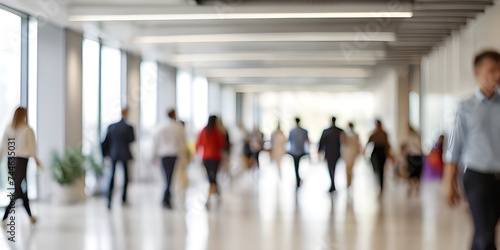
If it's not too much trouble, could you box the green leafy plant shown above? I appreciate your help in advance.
[86,151,104,176]
[50,145,86,185]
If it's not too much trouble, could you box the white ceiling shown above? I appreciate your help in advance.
[1,0,496,90]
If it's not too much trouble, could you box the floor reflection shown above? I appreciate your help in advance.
[0,151,487,250]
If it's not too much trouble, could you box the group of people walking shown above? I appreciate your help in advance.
[269,116,393,194]
[103,108,230,209]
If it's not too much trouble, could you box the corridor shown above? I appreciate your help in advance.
[0,153,481,250]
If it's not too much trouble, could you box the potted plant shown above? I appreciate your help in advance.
[49,144,87,203]
[84,150,107,196]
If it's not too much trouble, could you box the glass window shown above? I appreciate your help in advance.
[82,39,100,156]
[0,9,21,135]
[176,70,192,123]
[100,46,122,135]
[0,8,22,207]
[27,18,38,200]
[192,76,208,132]
[259,91,375,144]
[140,61,158,134]
[140,61,158,165]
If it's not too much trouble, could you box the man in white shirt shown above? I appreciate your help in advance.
[152,109,186,209]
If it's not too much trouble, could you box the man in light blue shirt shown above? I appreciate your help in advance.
[445,50,500,250]
[288,117,310,188]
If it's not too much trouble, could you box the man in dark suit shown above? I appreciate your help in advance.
[104,108,135,209]
[318,117,345,193]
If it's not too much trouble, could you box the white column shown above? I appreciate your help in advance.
[37,24,83,200]
[125,53,142,181]
[37,23,65,200]
[397,65,410,146]
[65,30,83,147]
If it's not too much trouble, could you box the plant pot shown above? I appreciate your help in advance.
[52,175,86,204]
[84,172,108,196]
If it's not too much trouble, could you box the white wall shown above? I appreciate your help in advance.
[208,82,221,116]
[221,86,237,128]
[242,92,255,130]
[420,2,500,152]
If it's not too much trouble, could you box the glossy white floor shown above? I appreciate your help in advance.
[0,153,496,250]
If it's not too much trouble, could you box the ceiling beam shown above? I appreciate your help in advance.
[413,3,494,11]
[68,3,413,21]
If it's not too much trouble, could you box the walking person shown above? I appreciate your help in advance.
[342,122,360,189]
[445,50,500,250]
[196,115,227,207]
[217,118,231,175]
[366,119,391,194]
[270,122,287,178]
[0,107,43,227]
[288,117,310,188]
[318,117,344,193]
[102,108,135,209]
[427,135,445,179]
[152,109,186,209]
[249,126,264,169]
[403,125,423,196]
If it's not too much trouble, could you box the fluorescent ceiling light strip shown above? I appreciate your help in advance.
[171,53,382,62]
[198,68,372,78]
[134,32,395,44]
[69,12,413,22]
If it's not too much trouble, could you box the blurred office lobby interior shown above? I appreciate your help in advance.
[1,0,500,249]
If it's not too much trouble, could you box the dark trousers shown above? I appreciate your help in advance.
[3,157,32,220]
[292,154,305,186]
[407,155,423,179]
[463,169,500,250]
[161,156,177,203]
[371,147,387,191]
[203,160,220,185]
[108,160,129,204]
[327,156,340,191]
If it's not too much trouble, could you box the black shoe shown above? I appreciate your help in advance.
[328,186,336,193]
[163,201,172,209]
[296,180,302,188]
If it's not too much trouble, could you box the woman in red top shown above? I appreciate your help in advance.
[196,115,227,202]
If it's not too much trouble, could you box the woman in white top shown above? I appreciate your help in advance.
[342,122,360,188]
[270,123,287,178]
[0,107,43,226]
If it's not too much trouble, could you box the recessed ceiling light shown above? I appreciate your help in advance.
[170,52,385,63]
[133,32,396,44]
[197,68,372,78]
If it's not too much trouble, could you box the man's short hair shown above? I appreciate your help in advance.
[167,109,176,119]
[295,117,301,124]
[474,50,500,67]
[331,117,337,123]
